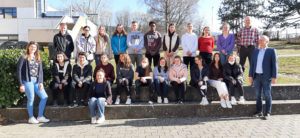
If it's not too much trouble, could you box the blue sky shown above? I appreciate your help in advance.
[47,0,221,32]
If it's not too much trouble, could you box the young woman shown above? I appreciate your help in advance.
[223,55,245,105]
[50,52,72,106]
[162,23,180,67]
[94,26,113,65]
[169,56,188,104]
[76,26,96,63]
[198,26,214,65]
[17,41,50,124]
[88,69,112,124]
[153,57,169,104]
[208,53,232,108]
[217,23,235,65]
[93,54,115,85]
[190,55,209,105]
[135,57,155,104]
[111,24,128,64]
[115,53,134,105]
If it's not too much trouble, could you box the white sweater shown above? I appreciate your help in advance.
[181,32,198,57]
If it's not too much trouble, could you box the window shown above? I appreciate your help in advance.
[0,8,17,19]
[0,35,18,45]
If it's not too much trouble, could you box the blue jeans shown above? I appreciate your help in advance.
[219,51,233,65]
[23,77,48,118]
[95,54,102,66]
[154,79,168,98]
[254,74,272,114]
[88,97,106,117]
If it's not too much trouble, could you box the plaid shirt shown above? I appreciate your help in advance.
[236,26,259,53]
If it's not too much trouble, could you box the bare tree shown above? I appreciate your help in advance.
[131,11,153,33]
[115,10,131,31]
[144,0,199,32]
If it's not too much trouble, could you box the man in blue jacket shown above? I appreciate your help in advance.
[249,35,278,120]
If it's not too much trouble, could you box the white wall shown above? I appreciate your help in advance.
[17,8,36,18]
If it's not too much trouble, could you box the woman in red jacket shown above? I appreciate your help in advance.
[198,26,214,65]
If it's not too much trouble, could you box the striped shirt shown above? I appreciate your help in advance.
[236,26,259,52]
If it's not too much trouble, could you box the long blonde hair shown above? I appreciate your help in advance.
[24,41,41,63]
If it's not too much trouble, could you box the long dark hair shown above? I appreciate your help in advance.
[112,24,127,36]
[158,57,168,73]
[211,53,222,69]
[55,51,69,63]
[195,55,206,66]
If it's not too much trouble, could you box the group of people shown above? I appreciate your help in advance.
[17,16,278,124]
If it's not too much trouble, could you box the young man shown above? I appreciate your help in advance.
[249,35,278,120]
[71,52,93,107]
[53,23,74,59]
[76,26,96,63]
[144,21,162,67]
[237,16,259,71]
[127,21,144,67]
[163,23,180,67]
[181,23,198,70]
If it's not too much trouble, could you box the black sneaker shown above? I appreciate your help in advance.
[52,100,58,107]
[264,113,271,120]
[253,112,263,117]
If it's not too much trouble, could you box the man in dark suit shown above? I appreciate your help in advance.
[249,35,278,120]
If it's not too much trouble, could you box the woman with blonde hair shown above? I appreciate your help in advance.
[94,26,113,65]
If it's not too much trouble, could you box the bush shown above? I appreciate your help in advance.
[0,49,51,108]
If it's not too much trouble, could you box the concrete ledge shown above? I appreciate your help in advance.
[1,100,300,122]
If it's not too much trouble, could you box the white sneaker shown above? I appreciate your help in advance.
[115,98,120,105]
[96,116,105,124]
[157,96,162,104]
[91,116,97,124]
[28,117,39,124]
[125,98,131,105]
[220,99,227,108]
[238,96,245,104]
[200,97,209,105]
[225,98,232,108]
[148,101,153,104]
[163,98,169,104]
[37,116,50,123]
[231,96,237,105]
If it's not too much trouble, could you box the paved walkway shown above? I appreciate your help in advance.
[1,115,300,138]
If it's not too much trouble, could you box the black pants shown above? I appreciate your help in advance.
[71,81,90,103]
[183,56,195,70]
[239,46,255,71]
[116,78,132,96]
[192,82,207,98]
[226,80,244,97]
[114,55,120,65]
[135,79,155,100]
[50,81,70,104]
[145,53,160,67]
[200,52,212,65]
[170,81,186,101]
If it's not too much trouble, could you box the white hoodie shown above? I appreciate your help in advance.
[181,32,198,57]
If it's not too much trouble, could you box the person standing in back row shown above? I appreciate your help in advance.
[181,23,198,70]
[127,21,144,67]
[198,26,214,65]
[163,23,180,67]
[144,21,162,67]
[53,23,74,59]
[237,16,259,71]
[111,24,127,64]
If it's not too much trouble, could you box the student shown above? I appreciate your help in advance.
[94,26,113,65]
[17,41,50,124]
[53,23,74,59]
[71,52,92,107]
[76,26,96,63]
[217,23,235,65]
[93,54,115,85]
[135,57,155,104]
[111,24,128,64]
[190,55,209,105]
[169,56,188,104]
[208,53,232,108]
[50,52,72,106]
[163,23,180,67]
[223,54,245,105]
[198,26,214,65]
[181,23,198,70]
[153,57,169,104]
[88,69,112,124]
[127,21,144,67]
[144,21,162,67]
[115,53,134,105]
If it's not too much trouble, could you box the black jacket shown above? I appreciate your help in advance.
[88,81,112,104]
[190,65,209,86]
[223,63,244,84]
[72,62,92,84]
[53,32,74,58]
[51,61,72,84]
[17,55,43,86]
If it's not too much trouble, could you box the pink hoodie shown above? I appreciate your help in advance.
[169,63,188,82]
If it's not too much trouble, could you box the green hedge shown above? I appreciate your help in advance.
[0,49,51,108]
